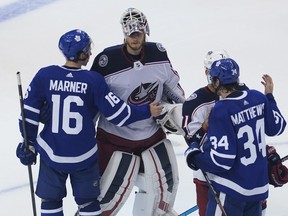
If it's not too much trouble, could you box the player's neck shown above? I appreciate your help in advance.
[124,45,142,61]
[125,43,142,56]
[207,84,216,93]
[64,60,82,69]
[219,89,235,98]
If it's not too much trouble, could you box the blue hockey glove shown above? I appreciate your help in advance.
[39,101,50,124]
[185,142,201,171]
[16,142,37,166]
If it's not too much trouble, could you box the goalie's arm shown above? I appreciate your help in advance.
[163,84,185,103]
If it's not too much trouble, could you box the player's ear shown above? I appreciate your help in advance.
[212,78,220,88]
[205,68,209,76]
[78,52,89,61]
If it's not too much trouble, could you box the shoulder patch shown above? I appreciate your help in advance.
[186,93,197,101]
[156,43,166,52]
[98,54,108,67]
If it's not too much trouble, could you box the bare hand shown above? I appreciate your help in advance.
[149,101,164,117]
[261,74,273,94]
[202,108,211,132]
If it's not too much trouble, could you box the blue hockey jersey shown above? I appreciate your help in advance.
[193,89,286,201]
[182,83,249,182]
[19,65,152,172]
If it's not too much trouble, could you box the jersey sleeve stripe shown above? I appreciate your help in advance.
[19,117,39,126]
[116,105,131,127]
[106,103,127,121]
[24,104,40,114]
[210,149,236,170]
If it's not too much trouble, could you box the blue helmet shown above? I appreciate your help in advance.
[58,29,91,61]
[209,58,240,84]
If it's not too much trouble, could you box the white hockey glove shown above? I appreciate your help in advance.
[154,103,184,135]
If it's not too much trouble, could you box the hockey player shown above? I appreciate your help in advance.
[182,50,249,215]
[182,51,286,215]
[185,58,286,215]
[16,29,163,216]
[182,50,228,216]
[90,8,185,216]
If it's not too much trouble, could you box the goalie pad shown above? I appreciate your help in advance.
[133,139,179,216]
[155,103,185,136]
[99,151,140,216]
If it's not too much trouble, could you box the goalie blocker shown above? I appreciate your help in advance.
[99,139,179,216]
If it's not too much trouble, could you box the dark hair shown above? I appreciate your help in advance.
[212,77,238,92]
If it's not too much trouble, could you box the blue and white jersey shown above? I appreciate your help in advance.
[194,89,286,201]
[182,84,249,182]
[19,65,151,172]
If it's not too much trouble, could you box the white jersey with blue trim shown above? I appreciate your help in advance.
[91,42,184,141]
[19,65,151,172]
[194,90,286,201]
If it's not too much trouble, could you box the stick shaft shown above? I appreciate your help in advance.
[178,205,198,216]
[16,72,37,216]
[202,171,227,216]
[281,155,288,163]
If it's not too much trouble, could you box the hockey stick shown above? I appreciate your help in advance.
[281,155,288,163]
[16,72,37,216]
[202,171,227,216]
[178,205,198,216]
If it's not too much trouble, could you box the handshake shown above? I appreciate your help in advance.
[16,141,37,166]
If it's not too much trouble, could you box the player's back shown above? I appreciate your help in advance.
[29,65,105,171]
[218,89,284,138]
[207,89,279,201]
[213,89,269,165]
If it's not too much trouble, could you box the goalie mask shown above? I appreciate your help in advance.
[204,50,229,84]
[120,8,150,37]
[204,49,229,70]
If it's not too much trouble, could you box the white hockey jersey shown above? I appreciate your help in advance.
[91,42,184,141]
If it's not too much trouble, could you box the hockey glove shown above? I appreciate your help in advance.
[267,145,288,187]
[16,142,37,166]
[185,142,201,171]
[154,103,184,135]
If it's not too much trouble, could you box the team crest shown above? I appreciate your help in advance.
[128,82,159,105]
[156,43,166,52]
[98,54,108,67]
[186,93,197,101]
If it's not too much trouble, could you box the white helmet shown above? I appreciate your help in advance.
[203,49,229,69]
[120,8,150,37]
